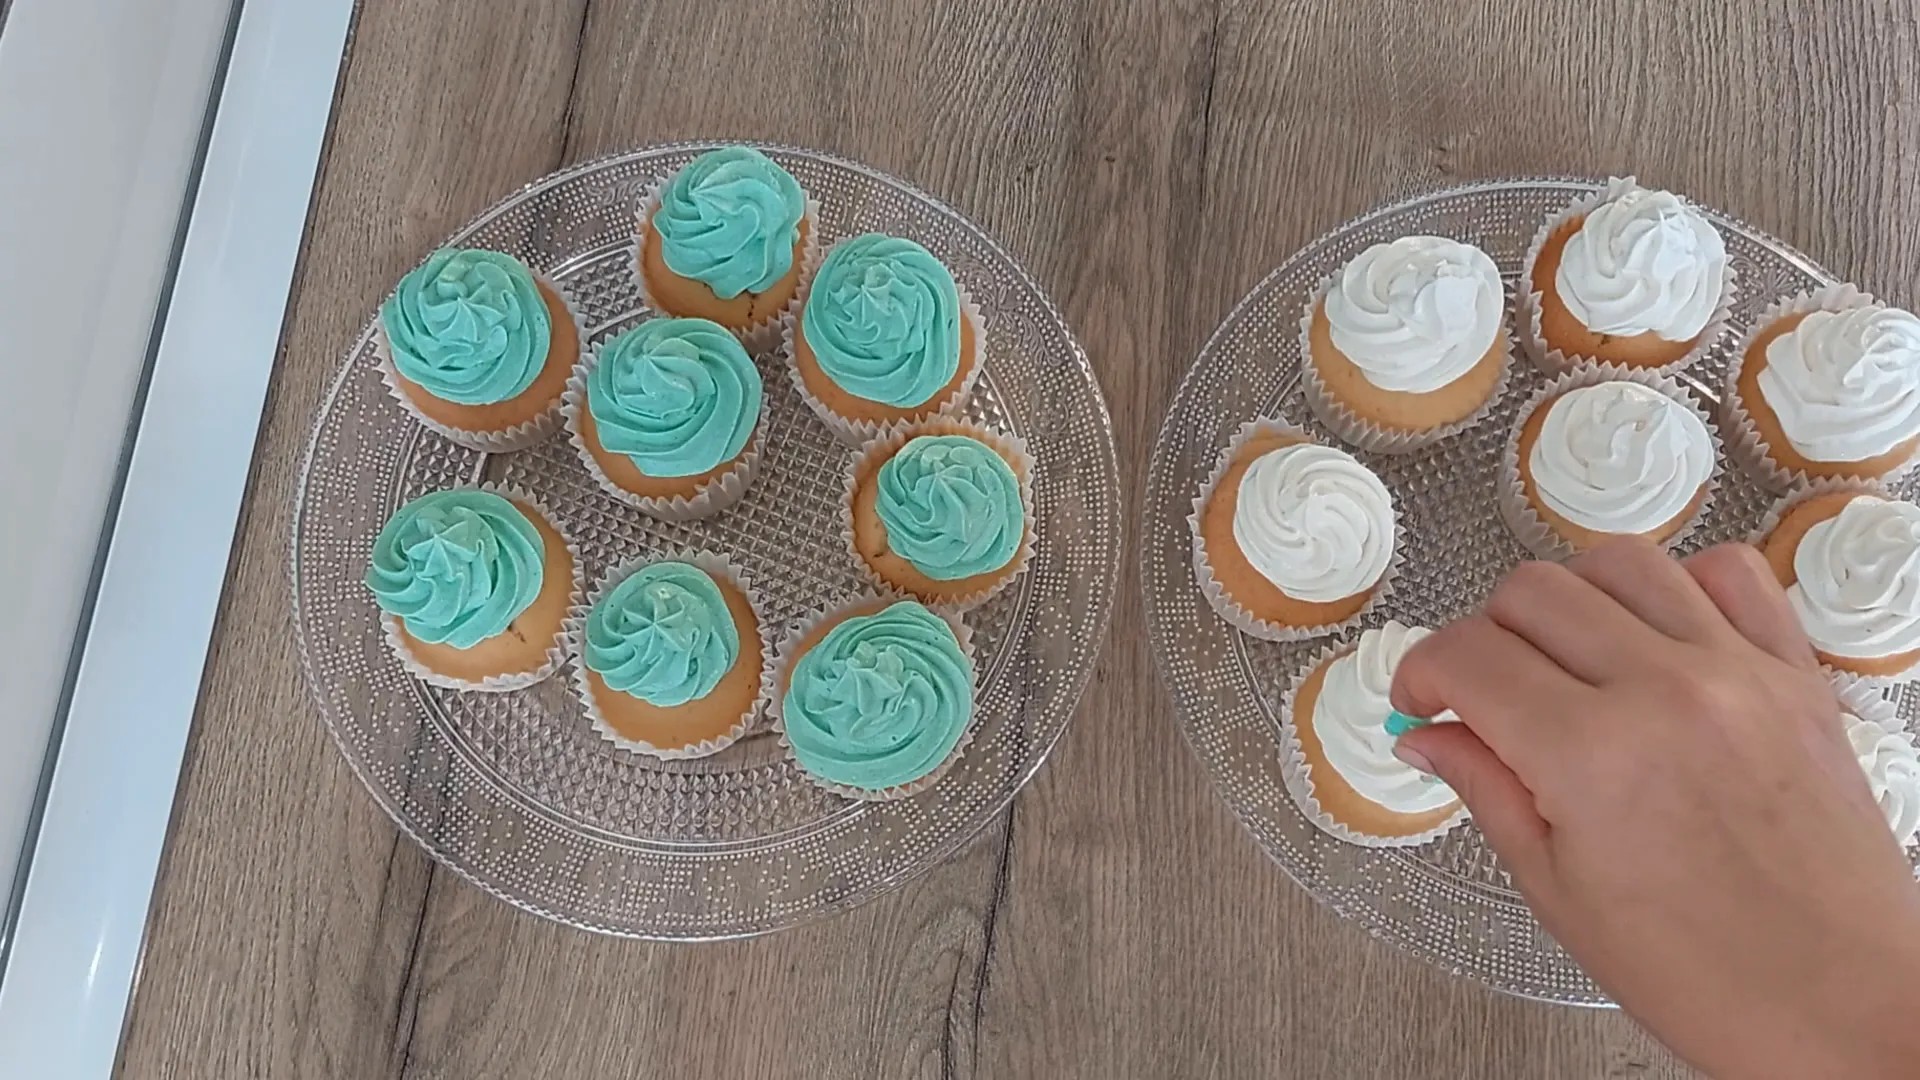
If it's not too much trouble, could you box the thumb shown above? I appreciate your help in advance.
[1396,722,1551,872]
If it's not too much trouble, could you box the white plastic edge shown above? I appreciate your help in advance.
[0,0,353,1073]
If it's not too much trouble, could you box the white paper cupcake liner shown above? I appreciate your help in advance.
[1497,363,1721,561]
[781,258,989,445]
[1833,674,1905,735]
[375,270,584,453]
[1188,417,1401,642]
[1297,273,1516,454]
[842,420,1038,613]
[631,171,821,351]
[1719,284,1916,494]
[563,550,775,759]
[766,593,978,801]
[379,483,585,693]
[560,352,767,522]
[1517,176,1739,378]
[1277,637,1473,848]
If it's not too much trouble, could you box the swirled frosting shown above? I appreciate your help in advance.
[1788,496,1920,660]
[802,234,962,408]
[587,317,762,477]
[1757,305,1920,463]
[875,435,1024,580]
[1231,443,1395,602]
[1529,382,1713,535]
[782,601,973,791]
[1555,185,1727,341]
[1325,236,1504,393]
[382,249,553,406]
[654,146,807,299]
[585,561,740,707]
[1841,706,1920,847]
[1310,621,1460,814]
[365,490,545,649]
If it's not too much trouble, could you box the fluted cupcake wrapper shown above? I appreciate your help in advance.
[1833,674,1905,735]
[375,271,583,454]
[780,259,988,446]
[380,483,585,693]
[1277,637,1473,849]
[1517,176,1739,379]
[765,592,978,802]
[560,352,767,522]
[1297,273,1517,455]
[1189,417,1401,643]
[842,419,1038,614]
[563,550,774,759]
[1497,363,1721,562]
[1719,284,1917,494]
[631,171,821,352]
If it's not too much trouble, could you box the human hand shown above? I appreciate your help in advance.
[1391,538,1920,1080]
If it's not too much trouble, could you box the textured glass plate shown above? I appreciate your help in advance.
[292,144,1119,939]
[1144,178,1920,1004]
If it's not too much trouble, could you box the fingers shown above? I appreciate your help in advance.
[1484,560,1655,685]
[1563,537,1727,643]
[1392,614,1588,781]
[1396,722,1553,875]
[1682,543,1818,669]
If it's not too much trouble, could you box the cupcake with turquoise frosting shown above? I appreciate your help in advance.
[569,552,772,758]
[564,316,766,520]
[772,596,976,799]
[846,419,1035,610]
[377,247,582,451]
[365,485,581,691]
[636,146,817,340]
[785,232,985,443]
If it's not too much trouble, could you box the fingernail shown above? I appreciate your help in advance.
[1394,742,1434,775]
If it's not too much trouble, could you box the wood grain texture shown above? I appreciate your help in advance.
[115,0,1920,1077]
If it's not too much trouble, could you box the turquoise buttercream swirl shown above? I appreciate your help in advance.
[802,234,963,408]
[585,562,740,707]
[655,146,807,299]
[381,248,552,406]
[366,490,545,649]
[783,601,973,791]
[588,318,762,477]
[876,435,1024,580]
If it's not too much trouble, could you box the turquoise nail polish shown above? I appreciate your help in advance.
[1385,709,1429,737]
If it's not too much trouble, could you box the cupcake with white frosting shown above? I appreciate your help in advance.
[1501,367,1717,558]
[1724,286,1920,491]
[1833,680,1920,848]
[1281,621,1469,846]
[1302,235,1512,452]
[1758,486,1920,680]
[1521,178,1734,374]
[1191,418,1398,641]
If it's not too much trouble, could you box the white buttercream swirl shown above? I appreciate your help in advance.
[1232,443,1395,602]
[1555,185,1727,341]
[1789,496,1920,660]
[1757,305,1920,463]
[1325,236,1504,393]
[1311,621,1460,814]
[1840,706,1920,848]
[1529,382,1713,535]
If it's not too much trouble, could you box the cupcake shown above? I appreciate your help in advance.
[1301,235,1511,451]
[1724,287,1920,490]
[1191,419,1398,641]
[377,248,581,451]
[1502,369,1716,558]
[564,317,764,520]
[1834,680,1920,848]
[845,420,1035,610]
[1281,621,1469,846]
[635,146,814,339]
[1521,178,1733,374]
[571,554,769,758]
[1758,487,1920,679]
[365,487,579,691]
[772,597,974,800]
[786,233,984,443]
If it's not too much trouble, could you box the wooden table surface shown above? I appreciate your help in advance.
[116,1,1920,1076]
